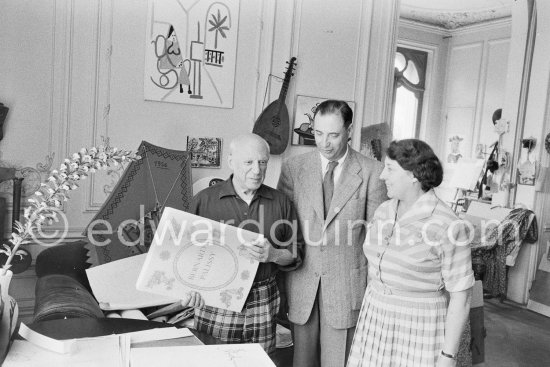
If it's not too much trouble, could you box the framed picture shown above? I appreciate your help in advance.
[144,0,240,108]
[291,95,355,146]
[187,137,222,168]
[517,160,537,186]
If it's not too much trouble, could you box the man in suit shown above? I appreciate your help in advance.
[277,100,387,367]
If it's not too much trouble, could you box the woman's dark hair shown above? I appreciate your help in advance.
[313,100,353,129]
[387,139,443,192]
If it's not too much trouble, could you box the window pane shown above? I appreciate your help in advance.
[403,61,420,84]
[395,52,406,72]
[393,85,418,140]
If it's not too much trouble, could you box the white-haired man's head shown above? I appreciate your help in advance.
[228,134,270,195]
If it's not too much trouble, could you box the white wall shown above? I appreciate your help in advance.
[441,20,511,161]
[0,0,62,320]
[0,0,267,232]
[263,0,399,186]
[0,0,270,321]
[0,0,399,321]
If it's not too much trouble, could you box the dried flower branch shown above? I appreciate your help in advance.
[0,144,140,275]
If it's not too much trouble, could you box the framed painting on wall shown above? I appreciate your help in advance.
[187,137,222,168]
[144,0,240,108]
[292,95,355,146]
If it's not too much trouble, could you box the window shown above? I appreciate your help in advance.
[391,47,427,140]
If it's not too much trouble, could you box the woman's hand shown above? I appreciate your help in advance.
[436,353,457,367]
[181,291,205,308]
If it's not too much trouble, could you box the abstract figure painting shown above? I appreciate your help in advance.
[144,0,240,108]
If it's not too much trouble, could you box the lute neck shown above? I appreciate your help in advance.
[278,57,296,103]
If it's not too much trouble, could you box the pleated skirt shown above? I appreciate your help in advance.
[347,283,448,367]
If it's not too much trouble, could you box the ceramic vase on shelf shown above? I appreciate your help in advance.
[0,269,19,364]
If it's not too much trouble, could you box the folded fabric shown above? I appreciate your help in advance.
[474,208,538,298]
[33,275,104,322]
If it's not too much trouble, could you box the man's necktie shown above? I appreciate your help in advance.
[323,161,338,218]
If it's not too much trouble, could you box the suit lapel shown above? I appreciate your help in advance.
[324,150,362,228]
[301,152,324,221]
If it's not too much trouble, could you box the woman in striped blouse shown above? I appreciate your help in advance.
[347,139,474,367]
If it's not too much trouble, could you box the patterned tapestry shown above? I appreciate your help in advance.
[84,141,192,266]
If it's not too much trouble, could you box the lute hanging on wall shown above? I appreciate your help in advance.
[252,57,297,155]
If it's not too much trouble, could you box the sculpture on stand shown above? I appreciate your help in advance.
[447,135,464,163]
[478,108,511,200]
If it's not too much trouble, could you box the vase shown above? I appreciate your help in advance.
[0,270,18,364]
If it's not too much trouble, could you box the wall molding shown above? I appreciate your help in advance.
[439,41,483,159]
[28,229,87,242]
[285,0,302,133]
[530,12,550,296]
[356,0,399,150]
[471,39,489,158]
[398,18,451,37]
[62,0,76,164]
[398,17,511,38]
[351,0,375,149]
[471,37,511,156]
[450,17,512,37]
[51,0,73,162]
[87,0,114,211]
[252,0,277,128]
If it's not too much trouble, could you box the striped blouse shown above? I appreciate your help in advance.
[363,189,474,293]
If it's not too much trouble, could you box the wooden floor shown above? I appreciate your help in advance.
[271,298,550,367]
[484,298,550,366]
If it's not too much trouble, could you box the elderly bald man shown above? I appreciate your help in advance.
[189,133,304,353]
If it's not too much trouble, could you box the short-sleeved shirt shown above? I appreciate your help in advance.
[363,189,474,293]
[189,176,303,282]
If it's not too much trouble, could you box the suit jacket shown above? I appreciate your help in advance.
[277,147,387,329]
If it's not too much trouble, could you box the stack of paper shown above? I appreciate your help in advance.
[4,335,125,367]
[124,327,193,344]
[130,344,276,367]
[4,323,194,367]
[86,254,177,310]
